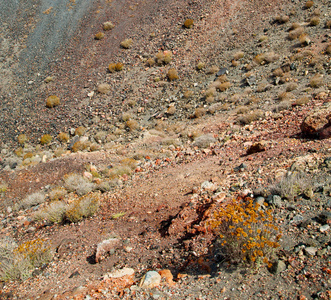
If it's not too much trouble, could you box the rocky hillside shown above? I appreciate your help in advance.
[0,0,330,299]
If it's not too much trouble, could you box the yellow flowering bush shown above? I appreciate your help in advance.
[209,198,281,267]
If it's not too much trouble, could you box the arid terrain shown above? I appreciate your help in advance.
[0,0,330,299]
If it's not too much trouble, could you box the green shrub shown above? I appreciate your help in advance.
[209,198,281,267]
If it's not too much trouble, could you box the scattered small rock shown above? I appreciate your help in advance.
[139,271,161,289]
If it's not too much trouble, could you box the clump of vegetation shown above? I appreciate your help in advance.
[272,67,284,77]
[49,187,67,201]
[0,238,53,282]
[209,198,281,267]
[65,193,99,223]
[288,27,304,40]
[286,82,298,92]
[299,33,310,46]
[72,141,89,152]
[103,21,115,31]
[206,65,219,74]
[40,134,52,145]
[17,134,28,145]
[167,68,179,81]
[237,110,264,125]
[120,38,133,49]
[310,73,324,88]
[126,119,139,131]
[310,16,320,26]
[57,132,69,143]
[233,51,244,60]
[294,96,310,106]
[156,51,172,65]
[34,201,67,224]
[193,107,206,118]
[94,32,105,40]
[304,1,314,9]
[0,183,8,193]
[63,173,94,196]
[196,62,205,70]
[183,19,194,28]
[270,172,313,200]
[325,44,331,54]
[111,212,126,219]
[274,15,289,24]
[20,192,45,209]
[109,165,132,179]
[146,58,155,67]
[75,126,86,136]
[326,20,331,29]
[108,63,124,72]
[46,95,60,108]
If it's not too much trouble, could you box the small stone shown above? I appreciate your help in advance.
[320,224,330,233]
[246,142,266,155]
[269,260,286,274]
[139,271,161,289]
[267,195,282,208]
[158,269,175,286]
[7,207,12,214]
[304,247,317,256]
[95,238,120,263]
[201,181,217,192]
[291,215,304,224]
[254,196,265,206]
[104,267,134,279]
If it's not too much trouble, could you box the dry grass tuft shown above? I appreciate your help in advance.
[288,27,304,40]
[63,173,94,196]
[57,132,69,143]
[120,38,133,49]
[310,16,320,26]
[167,68,179,81]
[97,83,111,94]
[156,51,172,65]
[75,126,86,136]
[233,51,244,60]
[183,19,194,28]
[304,1,314,9]
[94,32,105,40]
[46,95,60,108]
[108,63,124,72]
[309,74,324,88]
[237,110,264,125]
[126,119,139,131]
[103,21,115,31]
[40,134,52,145]
[193,107,206,118]
[17,134,28,145]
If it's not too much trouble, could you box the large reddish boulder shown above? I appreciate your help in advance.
[301,103,331,138]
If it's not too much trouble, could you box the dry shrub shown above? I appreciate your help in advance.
[57,132,69,143]
[236,106,249,115]
[34,201,67,224]
[299,34,310,45]
[46,95,60,108]
[103,21,115,31]
[17,134,28,145]
[196,62,205,70]
[278,91,294,101]
[237,110,264,125]
[120,158,138,170]
[72,141,89,152]
[156,51,172,65]
[326,20,331,29]
[75,126,86,136]
[167,68,179,81]
[65,193,99,223]
[286,82,298,92]
[108,63,123,72]
[274,101,291,112]
[325,45,331,54]
[63,173,94,196]
[206,65,219,74]
[205,87,216,98]
[23,152,33,160]
[309,74,324,88]
[209,198,281,267]
[206,96,215,103]
[183,90,194,98]
[94,32,105,40]
[310,16,320,26]
[120,38,133,49]
[253,53,265,64]
[305,1,314,9]
[97,83,111,94]
[275,15,289,23]
[184,19,194,28]
[233,51,244,60]
[21,192,45,209]
[272,68,284,77]
[126,119,139,131]
[288,27,304,40]
[193,107,206,118]
[49,187,67,201]
[109,166,132,179]
[146,58,155,67]
[231,60,239,67]
[259,35,268,42]
[40,134,52,145]
[295,96,310,106]
[289,22,301,30]
[214,81,231,92]
[264,52,280,63]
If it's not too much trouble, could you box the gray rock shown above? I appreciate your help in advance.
[290,214,304,224]
[269,260,286,274]
[267,195,282,207]
[139,271,161,289]
[320,224,330,233]
[193,134,216,148]
[216,67,229,76]
[254,196,265,206]
[104,267,135,279]
[304,246,317,256]
[246,75,256,86]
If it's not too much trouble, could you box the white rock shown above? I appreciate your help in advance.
[139,271,161,289]
[104,267,135,279]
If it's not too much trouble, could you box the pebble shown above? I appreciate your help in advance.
[320,224,330,233]
[267,195,282,208]
[104,267,134,279]
[269,260,287,274]
[304,247,317,256]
